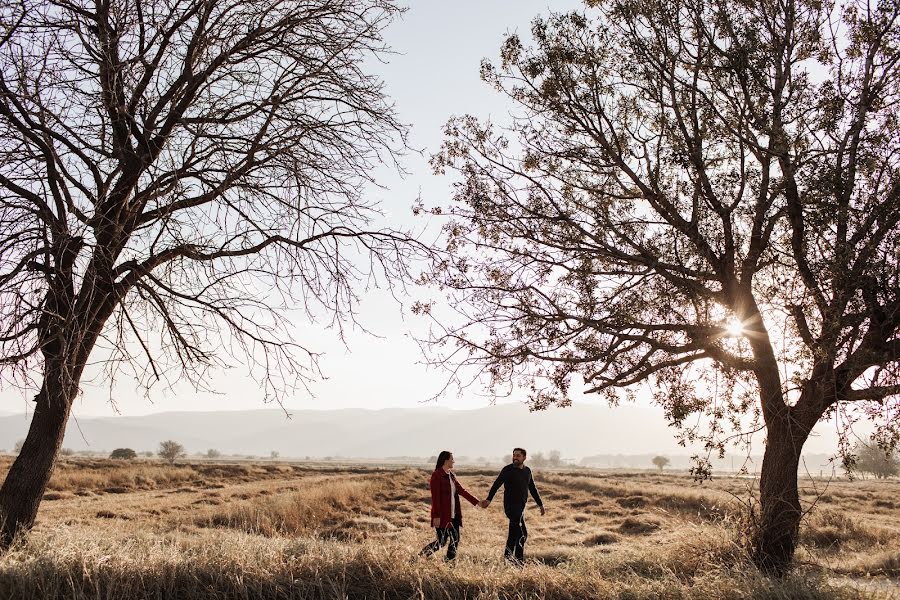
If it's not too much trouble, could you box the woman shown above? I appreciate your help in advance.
[420,450,480,561]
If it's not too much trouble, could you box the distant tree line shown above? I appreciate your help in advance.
[528,450,564,468]
[852,441,900,480]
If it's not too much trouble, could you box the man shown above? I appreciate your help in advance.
[480,447,545,564]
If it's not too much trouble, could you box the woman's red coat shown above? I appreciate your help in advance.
[429,468,478,528]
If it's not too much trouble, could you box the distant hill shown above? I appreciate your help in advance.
[0,403,845,466]
[579,452,844,475]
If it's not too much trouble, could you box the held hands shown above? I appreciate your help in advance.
[474,499,540,513]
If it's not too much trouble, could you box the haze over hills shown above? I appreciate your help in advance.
[0,403,849,471]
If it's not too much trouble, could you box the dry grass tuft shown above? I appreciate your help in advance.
[863,552,900,577]
[196,477,376,537]
[801,510,893,551]
[616,495,646,509]
[651,490,736,522]
[49,463,201,492]
[584,531,620,545]
[617,517,662,535]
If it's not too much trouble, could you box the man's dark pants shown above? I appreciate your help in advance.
[504,508,527,563]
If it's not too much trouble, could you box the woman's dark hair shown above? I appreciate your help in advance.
[435,450,453,470]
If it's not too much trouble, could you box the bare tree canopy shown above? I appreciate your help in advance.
[425,0,900,574]
[0,0,420,545]
[157,440,185,464]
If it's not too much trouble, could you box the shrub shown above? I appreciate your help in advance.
[110,448,137,460]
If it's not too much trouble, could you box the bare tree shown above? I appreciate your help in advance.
[529,452,547,468]
[548,449,562,467]
[157,440,185,464]
[652,456,670,472]
[0,0,421,545]
[426,0,900,575]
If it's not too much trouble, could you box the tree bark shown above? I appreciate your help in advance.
[739,292,816,576]
[0,371,75,546]
[752,409,810,576]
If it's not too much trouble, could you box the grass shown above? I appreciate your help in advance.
[0,457,897,599]
[194,477,377,537]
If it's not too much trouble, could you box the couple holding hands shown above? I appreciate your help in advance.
[421,447,545,564]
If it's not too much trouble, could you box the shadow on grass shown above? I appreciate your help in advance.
[0,548,873,600]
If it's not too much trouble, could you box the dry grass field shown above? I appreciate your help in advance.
[0,457,898,599]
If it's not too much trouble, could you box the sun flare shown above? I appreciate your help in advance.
[726,318,745,337]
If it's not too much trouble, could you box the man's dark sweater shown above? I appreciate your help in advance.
[486,464,543,517]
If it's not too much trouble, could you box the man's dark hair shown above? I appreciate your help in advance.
[513,447,527,457]
[435,450,453,470]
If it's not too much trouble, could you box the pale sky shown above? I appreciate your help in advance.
[0,2,871,459]
[2,1,588,417]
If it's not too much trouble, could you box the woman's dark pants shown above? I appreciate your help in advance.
[420,520,461,560]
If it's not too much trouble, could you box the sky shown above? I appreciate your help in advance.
[2,1,588,418]
[0,2,872,458]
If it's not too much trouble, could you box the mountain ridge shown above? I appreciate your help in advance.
[0,403,845,463]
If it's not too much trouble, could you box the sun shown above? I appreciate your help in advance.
[726,318,745,337]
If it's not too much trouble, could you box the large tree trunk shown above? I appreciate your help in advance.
[0,236,119,549]
[752,423,806,575]
[740,294,820,577]
[0,371,75,546]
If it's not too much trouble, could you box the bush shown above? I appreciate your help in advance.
[110,448,137,460]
